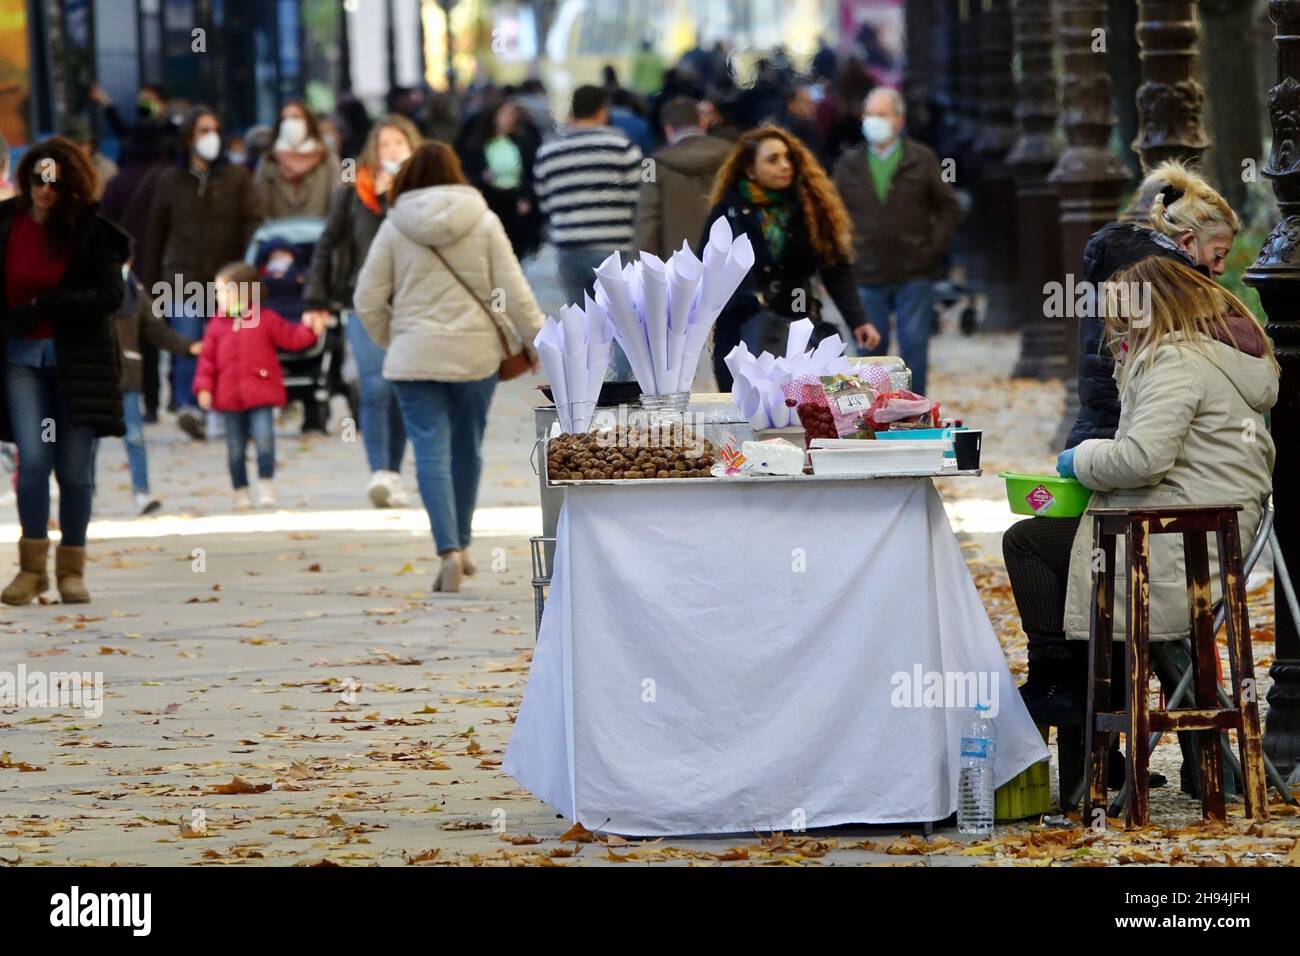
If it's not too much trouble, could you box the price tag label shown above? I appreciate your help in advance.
[835,393,872,414]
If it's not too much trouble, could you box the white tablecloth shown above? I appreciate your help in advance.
[504,478,1050,836]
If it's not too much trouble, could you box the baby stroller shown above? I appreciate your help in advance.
[244,218,354,432]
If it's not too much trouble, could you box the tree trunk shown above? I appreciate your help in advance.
[1200,0,1265,215]
[1108,0,1144,180]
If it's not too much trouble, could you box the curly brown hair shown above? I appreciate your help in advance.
[15,135,99,253]
[708,125,854,265]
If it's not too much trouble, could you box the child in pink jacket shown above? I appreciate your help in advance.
[193,262,323,509]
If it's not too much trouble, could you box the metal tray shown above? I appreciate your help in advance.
[546,469,982,487]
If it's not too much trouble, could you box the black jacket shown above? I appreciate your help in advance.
[696,183,868,332]
[701,185,869,382]
[0,199,130,440]
[304,184,385,312]
[114,272,194,394]
[1064,222,1199,449]
[460,131,544,260]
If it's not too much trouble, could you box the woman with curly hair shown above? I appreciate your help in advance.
[701,125,879,391]
[0,137,130,604]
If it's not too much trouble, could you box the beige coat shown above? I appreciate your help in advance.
[353,184,544,383]
[253,150,341,220]
[1063,335,1278,642]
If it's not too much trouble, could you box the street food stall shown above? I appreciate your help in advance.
[504,226,1049,835]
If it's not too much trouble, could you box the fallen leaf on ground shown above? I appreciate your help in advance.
[208,776,271,795]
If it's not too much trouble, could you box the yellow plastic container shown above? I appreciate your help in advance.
[995,726,1052,821]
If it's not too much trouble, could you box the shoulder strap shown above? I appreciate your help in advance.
[425,243,516,357]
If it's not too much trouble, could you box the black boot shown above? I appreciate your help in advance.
[1020,636,1087,727]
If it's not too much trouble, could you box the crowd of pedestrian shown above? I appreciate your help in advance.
[0,33,1272,609]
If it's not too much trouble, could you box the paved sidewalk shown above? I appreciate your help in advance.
[1,253,1296,866]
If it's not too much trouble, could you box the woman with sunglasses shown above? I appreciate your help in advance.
[0,136,130,604]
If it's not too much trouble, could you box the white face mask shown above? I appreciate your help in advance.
[194,131,221,162]
[280,116,308,147]
[862,115,895,146]
[380,158,406,176]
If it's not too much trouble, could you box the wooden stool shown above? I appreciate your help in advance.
[1083,505,1269,827]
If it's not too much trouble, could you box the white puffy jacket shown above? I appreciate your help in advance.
[354,184,544,382]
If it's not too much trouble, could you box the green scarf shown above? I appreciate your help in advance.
[739,178,792,264]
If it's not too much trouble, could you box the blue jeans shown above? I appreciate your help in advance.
[344,311,406,473]
[6,363,98,546]
[223,406,275,489]
[556,246,633,381]
[856,279,935,396]
[394,376,497,553]
[122,390,149,494]
[167,306,204,411]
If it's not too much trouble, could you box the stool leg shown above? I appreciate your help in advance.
[1084,526,1116,826]
[1217,513,1269,821]
[1183,531,1225,821]
[1125,519,1152,828]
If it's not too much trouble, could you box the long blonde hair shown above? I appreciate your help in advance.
[1104,256,1277,390]
[1140,160,1241,241]
[357,114,423,174]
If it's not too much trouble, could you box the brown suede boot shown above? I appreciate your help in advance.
[55,545,90,604]
[432,550,463,593]
[1,537,50,605]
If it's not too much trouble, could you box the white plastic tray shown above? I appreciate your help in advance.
[809,440,947,476]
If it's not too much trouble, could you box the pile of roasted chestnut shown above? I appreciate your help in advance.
[547,427,717,480]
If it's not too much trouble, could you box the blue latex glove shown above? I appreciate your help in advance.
[1056,447,1077,479]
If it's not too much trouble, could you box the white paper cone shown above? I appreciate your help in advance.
[534,321,573,432]
[595,254,657,392]
[639,254,670,393]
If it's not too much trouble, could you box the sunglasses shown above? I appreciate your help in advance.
[29,171,61,191]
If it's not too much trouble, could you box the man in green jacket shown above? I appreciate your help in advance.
[832,88,962,395]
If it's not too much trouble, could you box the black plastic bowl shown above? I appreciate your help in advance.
[537,381,644,408]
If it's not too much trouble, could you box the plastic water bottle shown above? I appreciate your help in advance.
[958,704,997,836]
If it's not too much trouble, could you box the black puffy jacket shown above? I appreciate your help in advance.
[1064,221,1198,449]
[0,199,129,440]
[303,183,385,312]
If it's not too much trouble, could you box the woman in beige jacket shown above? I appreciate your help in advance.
[1004,256,1278,795]
[354,143,543,593]
[253,100,341,220]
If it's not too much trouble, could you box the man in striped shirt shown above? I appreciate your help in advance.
[534,85,643,309]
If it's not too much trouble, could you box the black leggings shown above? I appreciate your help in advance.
[1003,515,1126,703]
[1002,515,1080,641]
[1003,516,1218,789]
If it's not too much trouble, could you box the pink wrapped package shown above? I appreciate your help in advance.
[868,390,942,429]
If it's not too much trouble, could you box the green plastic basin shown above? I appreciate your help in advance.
[1001,472,1093,518]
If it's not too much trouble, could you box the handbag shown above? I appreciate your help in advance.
[426,244,532,381]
